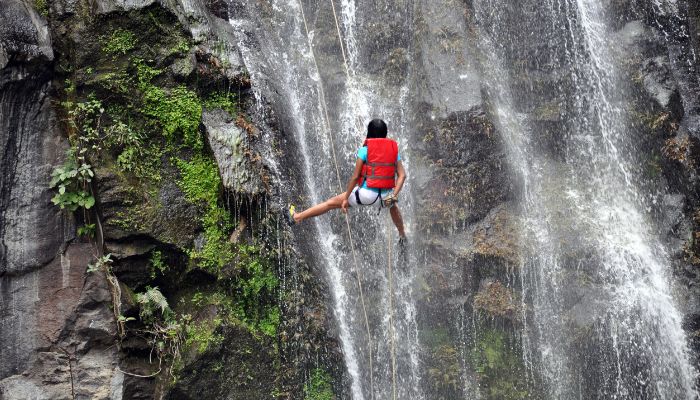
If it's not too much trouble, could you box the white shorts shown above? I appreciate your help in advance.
[348,187,392,208]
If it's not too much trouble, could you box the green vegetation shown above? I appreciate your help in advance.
[421,326,461,397]
[54,18,287,389]
[427,345,461,394]
[78,223,96,238]
[34,0,48,16]
[471,329,529,400]
[177,156,235,271]
[102,29,137,56]
[304,368,334,400]
[183,244,280,339]
[231,245,280,337]
[172,39,191,55]
[204,91,238,115]
[136,59,203,150]
[149,250,169,278]
[136,287,184,365]
[50,152,95,211]
[87,253,113,273]
[184,316,224,353]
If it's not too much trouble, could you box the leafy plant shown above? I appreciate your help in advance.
[87,253,113,273]
[149,250,169,278]
[102,29,137,56]
[62,96,105,164]
[78,223,96,238]
[118,315,136,323]
[136,286,172,321]
[50,154,95,212]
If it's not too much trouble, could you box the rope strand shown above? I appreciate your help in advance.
[387,217,397,400]
[298,2,375,399]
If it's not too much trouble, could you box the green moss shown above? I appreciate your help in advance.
[471,329,529,400]
[171,39,191,55]
[231,245,280,337]
[102,29,137,56]
[304,368,334,400]
[176,156,221,205]
[135,59,203,151]
[176,156,235,271]
[34,0,48,16]
[185,317,224,354]
[204,91,239,116]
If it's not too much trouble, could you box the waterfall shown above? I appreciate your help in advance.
[230,0,423,398]
[473,0,699,398]
[228,0,698,398]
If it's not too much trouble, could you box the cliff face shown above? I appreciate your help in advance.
[0,1,110,396]
[1,0,700,399]
[0,0,344,398]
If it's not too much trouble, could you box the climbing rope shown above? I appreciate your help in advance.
[386,217,397,400]
[326,2,400,395]
[298,1,401,398]
[297,2,376,399]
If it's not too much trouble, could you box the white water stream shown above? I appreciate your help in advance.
[230,0,699,398]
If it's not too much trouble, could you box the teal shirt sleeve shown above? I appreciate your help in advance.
[357,146,368,162]
[357,146,401,162]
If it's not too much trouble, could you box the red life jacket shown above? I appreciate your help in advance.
[359,138,399,189]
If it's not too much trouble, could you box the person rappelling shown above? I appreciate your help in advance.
[286,119,407,241]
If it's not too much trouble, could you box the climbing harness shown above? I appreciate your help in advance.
[298,1,399,398]
[382,193,398,208]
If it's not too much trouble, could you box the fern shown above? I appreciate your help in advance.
[136,286,171,320]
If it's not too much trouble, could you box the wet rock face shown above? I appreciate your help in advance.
[203,109,266,195]
[166,325,275,400]
[0,0,65,384]
[0,0,53,68]
[0,0,58,277]
[0,0,346,396]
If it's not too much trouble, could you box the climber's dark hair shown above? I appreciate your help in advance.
[367,119,388,138]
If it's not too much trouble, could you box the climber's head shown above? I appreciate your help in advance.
[367,119,388,139]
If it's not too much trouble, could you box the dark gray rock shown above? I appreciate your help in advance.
[0,244,120,399]
[0,0,68,383]
[0,0,62,278]
[640,56,681,110]
[203,109,266,195]
[0,0,52,68]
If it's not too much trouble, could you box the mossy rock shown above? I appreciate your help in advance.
[474,280,521,323]
[166,325,277,400]
[470,204,522,268]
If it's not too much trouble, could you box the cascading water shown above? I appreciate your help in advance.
[229,0,698,398]
[230,1,423,398]
[473,0,699,398]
